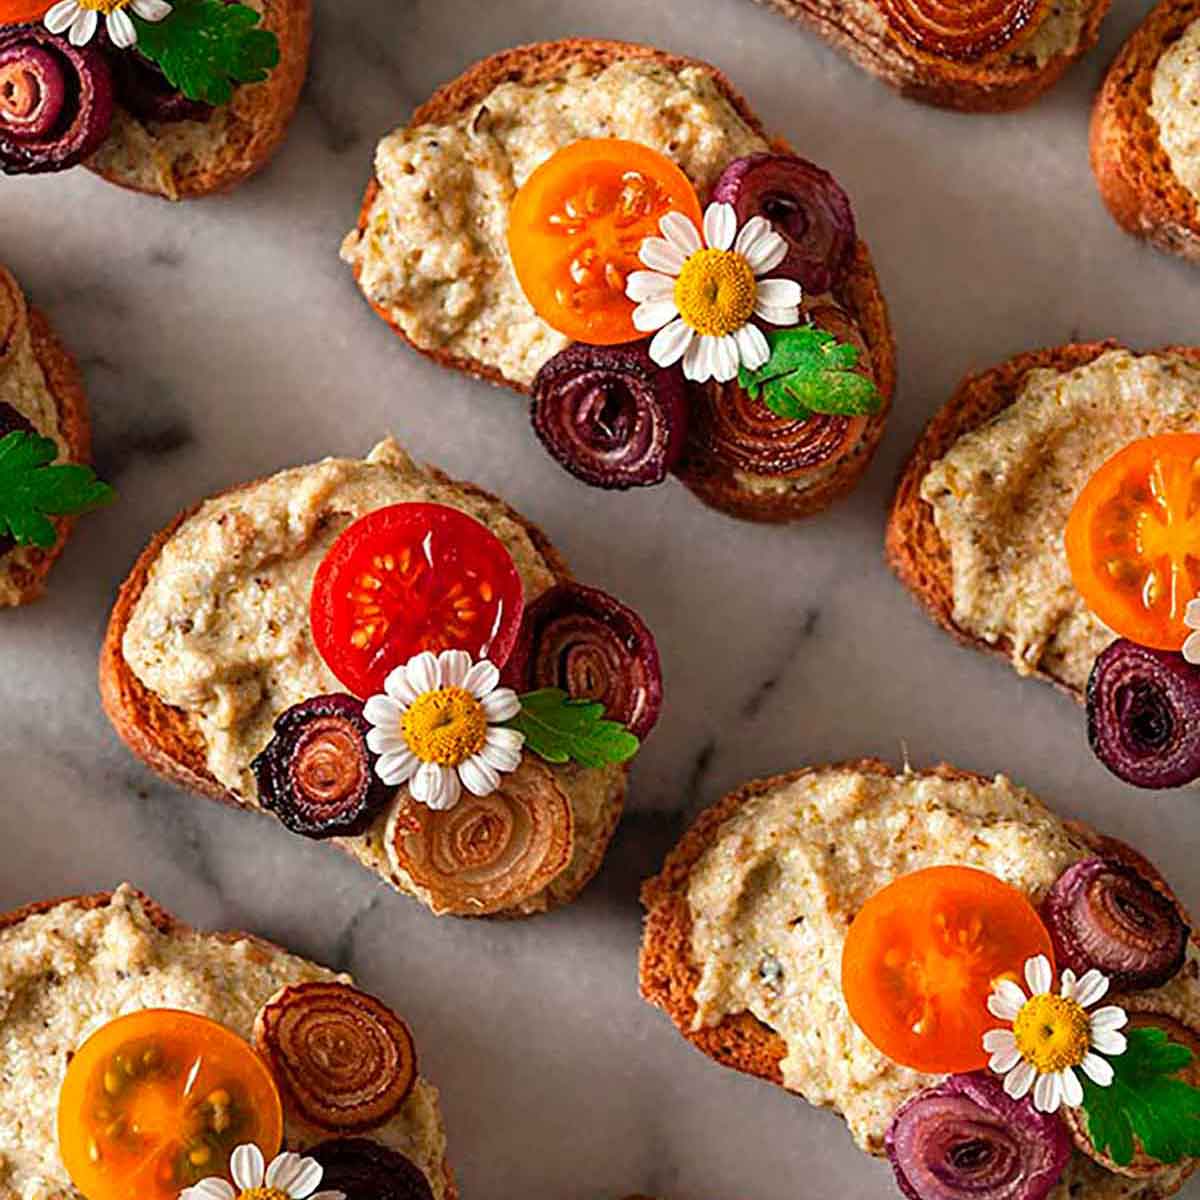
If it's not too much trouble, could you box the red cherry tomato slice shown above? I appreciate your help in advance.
[311,503,525,698]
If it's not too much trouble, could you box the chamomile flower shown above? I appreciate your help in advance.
[626,202,801,385]
[178,1145,343,1200]
[1183,597,1200,665]
[44,0,172,49]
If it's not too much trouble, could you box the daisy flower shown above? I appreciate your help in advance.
[625,202,801,385]
[45,0,172,50]
[179,1145,343,1200]
[982,954,1128,1114]
[364,649,525,811]
[1183,597,1200,665]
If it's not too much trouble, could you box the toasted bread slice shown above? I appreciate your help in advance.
[0,265,91,608]
[99,446,625,918]
[886,342,1200,702]
[0,885,456,1200]
[344,39,895,524]
[1091,0,1200,263]
[750,0,1110,112]
[86,0,311,200]
[639,759,1199,1199]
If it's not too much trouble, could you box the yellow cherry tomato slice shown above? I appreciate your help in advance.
[0,1,53,20]
[58,1010,283,1200]
[1065,433,1200,652]
[506,138,703,345]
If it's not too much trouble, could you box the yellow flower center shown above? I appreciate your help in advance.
[77,0,131,13]
[402,687,487,766]
[238,1191,289,1200]
[1012,994,1092,1073]
[673,248,757,337]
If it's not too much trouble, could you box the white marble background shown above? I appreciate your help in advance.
[2,0,1200,1195]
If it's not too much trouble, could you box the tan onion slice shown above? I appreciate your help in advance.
[253,982,417,1133]
[878,0,1046,61]
[386,758,575,916]
[0,266,26,363]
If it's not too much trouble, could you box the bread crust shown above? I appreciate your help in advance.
[754,0,1111,111]
[1090,0,1200,263]
[884,342,1200,702]
[0,888,458,1199]
[347,38,896,524]
[87,0,311,200]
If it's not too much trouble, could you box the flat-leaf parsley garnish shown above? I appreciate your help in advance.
[504,688,639,769]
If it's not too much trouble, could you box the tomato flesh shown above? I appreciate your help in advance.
[1066,434,1200,652]
[311,503,525,698]
[0,1,52,20]
[841,865,1054,1074]
[507,139,703,345]
[58,1010,282,1200]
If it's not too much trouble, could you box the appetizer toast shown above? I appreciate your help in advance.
[1091,0,1200,264]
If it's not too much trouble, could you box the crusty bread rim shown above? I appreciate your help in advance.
[885,342,1200,702]
[0,887,458,1199]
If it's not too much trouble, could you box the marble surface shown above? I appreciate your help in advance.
[3,0,1200,1196]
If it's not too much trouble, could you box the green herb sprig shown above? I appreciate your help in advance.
[504,688,639,769]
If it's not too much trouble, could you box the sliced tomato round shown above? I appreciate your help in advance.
[311,502,525,698]
[841,865,1054,1074]
[1066,433,1200,652]
[507,138,703,345]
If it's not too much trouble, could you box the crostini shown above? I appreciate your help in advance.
[640,758,1200,1200]
[341,39,895,524]
[100,438,661,918]
[1091,0,1200,264]
[748,0,1111,112]
[0,264,111,607]
[0,885,455,1199]
[0,0,310,199]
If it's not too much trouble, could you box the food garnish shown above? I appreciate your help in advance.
[307,1138,434,1200]
[310,503,524,701]
[385,757,574,915]
[364,649,524,812]
[877,0,1047,63]
[107,37,212,122]
[503,687,639,768]
[1185,598,1200,664]
[253,983,416,1134]
[710,154,856,294]
[841,866,1054,1074]
[0,403,33,557]
[43,0,169,52]
[0,426,113,548]
[507,138,703,346]
[1086,639,1200,789]
[502,581,663,739]
[178,1143,343,1200]
[1066,434,1200,653]
[530,342,688,490]
[626,201,802,384]
[251,694,393,838]
[57,1009,283,1200]
[1042,858,1189,992]
[885,1071,1071,1200]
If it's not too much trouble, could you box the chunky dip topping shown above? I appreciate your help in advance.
[179,1143,343,1200]
[57,1009,284,1200]
[307,1138,434,1200]
[877,0,1049,62]
[253,983,417,1135]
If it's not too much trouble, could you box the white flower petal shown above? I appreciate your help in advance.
[1059,968,1078,1001]
[711,334,740,383]
[659,210,702,256]
[733,215,771,259]
[755,277,802,310]
[682,334,712,383]
[633,299,680,333]
[363,694,403,729]
[988,979,1027,1021]
[733,323,770,372]
[1004,1060,1036,1100]
[479,737,522,772]
[384,666,421,706]
[1090,1005,1128,1032]
[1025,955,1053,996]
[485,726,524,752]
[753,301,801,327]
[68,8,98,45]
[437,649,472,689]
[626,270,675,303]
[271,1153,323,1198]
[375,749,419,785]
[1073,969,1109,1009]
[131,0,172,19]
[410,761,446,807]
[1187,597,1200,629]
[1060,1066,1083,1109]
[366,728,407,755]
[989,1044,1023,1074]
[982,1028,1017,1053]
[648,317,693,368]
[44,0,81,35]
[463,658,499,699]
[180,1182,236,1200]
[1081,1052,1115,1087]
[747,231,788,276]
[309,1193,346,1200]
[106,8,136,47]
[639,237,687,275]
[459,755,500,798]
[1033,1071,1063,1114]
[1091,1027,1127,1057]
[264,1152,304,1192]
[1183,630,1200,665]
[231,1144,265,1190]
[702,202,736,251]
[481,687,520,722]
[406,651,441,694]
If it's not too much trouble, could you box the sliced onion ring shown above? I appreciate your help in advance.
[878,0,1046,62]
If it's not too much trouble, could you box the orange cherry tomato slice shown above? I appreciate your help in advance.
[841,865,1054,1075]
[0,1,52,20]
[507,138,703,345]
[1065,433,1200,652]
[311,502,525,699]
[58,1009,283,1200]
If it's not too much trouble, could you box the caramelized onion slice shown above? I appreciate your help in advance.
[879,0,1047,62]
[307,1138,434,1200]
[386,758,574,916]
[253,982,417,1134]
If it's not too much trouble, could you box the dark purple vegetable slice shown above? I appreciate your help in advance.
[1042,858,1188,992]
[1087,639,1200,789]
[0,402,36,559]
[104,44,213,124]
[500,582,662,740]
[530,342,688,490]
[710,153,857,294]
[886,1072,1071,1200]
[0,24,114,175]
[306,1138,434,1200]
[251,694,393,838]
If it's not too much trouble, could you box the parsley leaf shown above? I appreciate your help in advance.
[738,326,883,421]
[505,689,639,769]
[0,431,114,549]
[132,0,280,107]
[1080,1026,1200,1167]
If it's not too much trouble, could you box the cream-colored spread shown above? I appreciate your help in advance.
[686,766,1200,1198]
[1150,18,1200,204]
[340,59,768,388]
[0,886,450,1200]
[921,350,1200,692]
[1008,0,1091,69]
[121,438,622,912]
